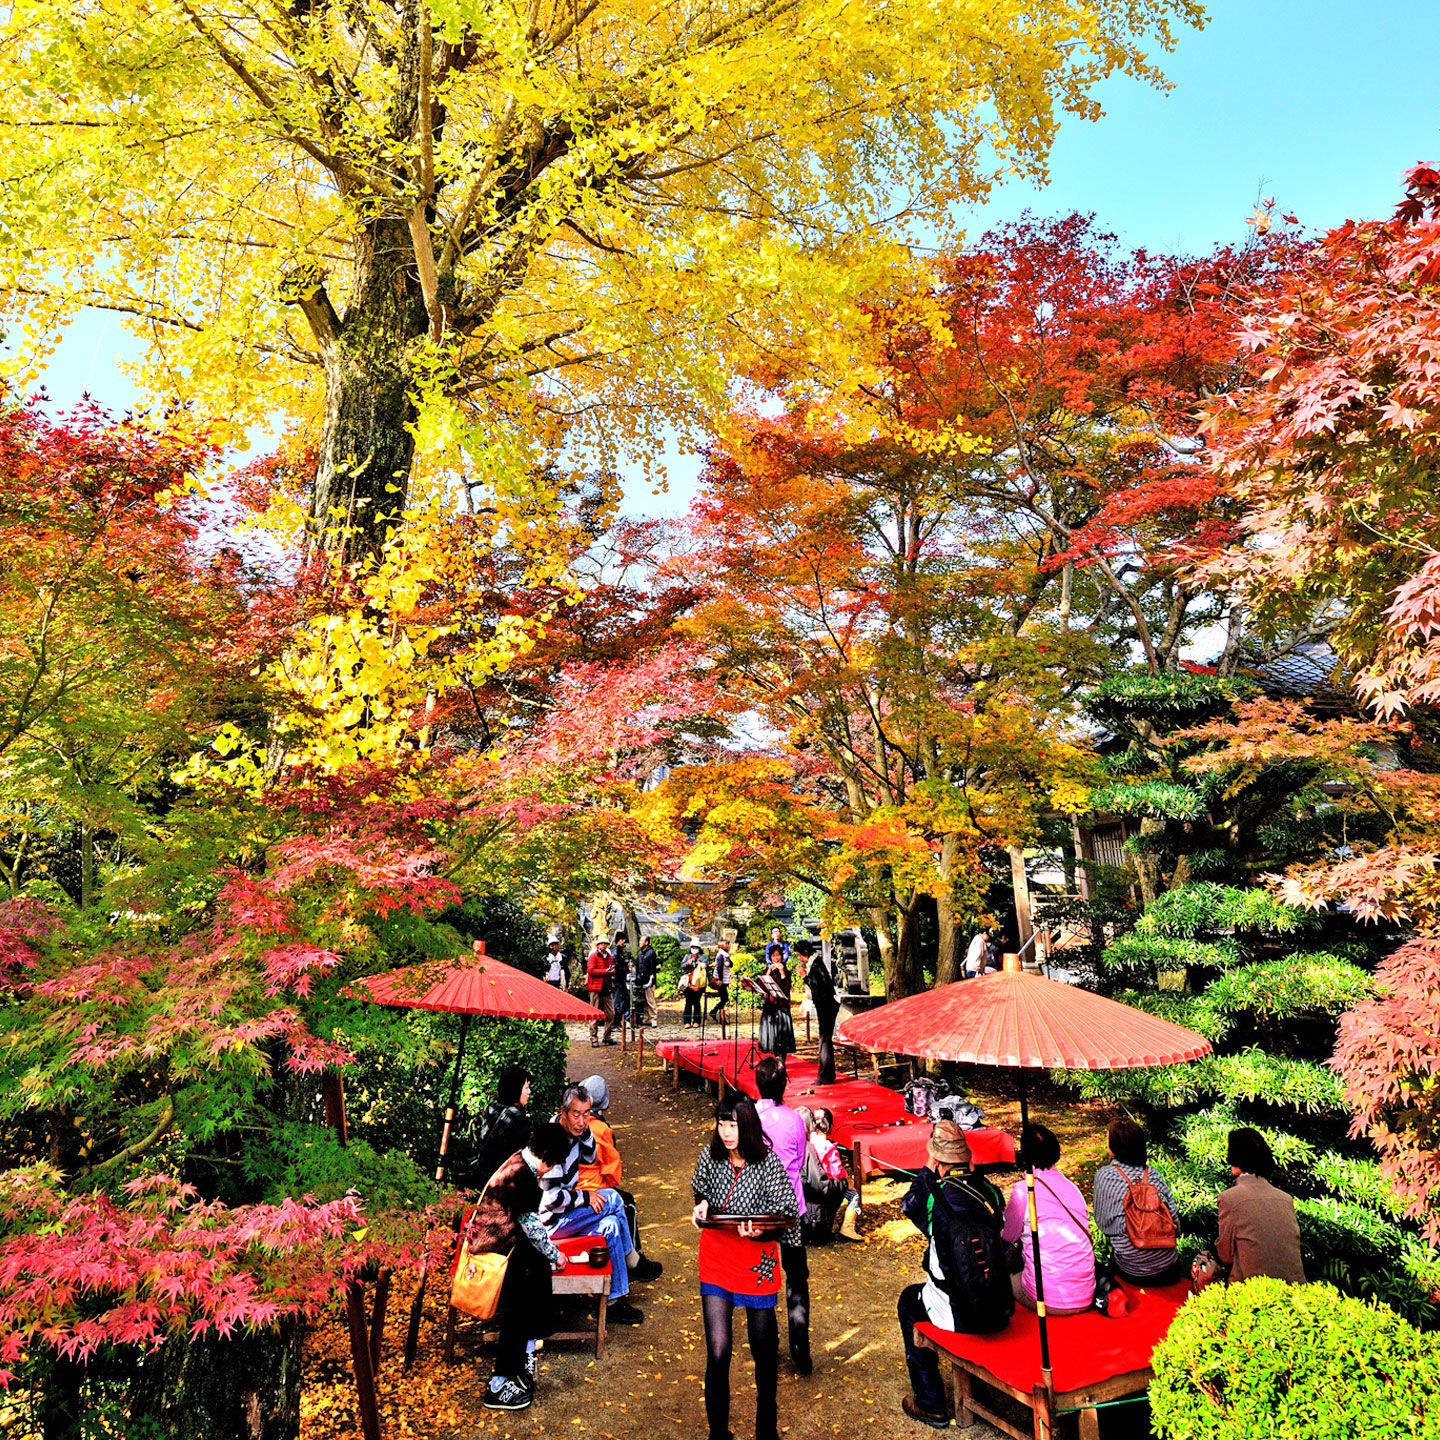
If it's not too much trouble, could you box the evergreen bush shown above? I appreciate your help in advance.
[651,933,683,994]
[1151,1280,1439,1439]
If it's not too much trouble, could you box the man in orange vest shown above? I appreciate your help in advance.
[577,1074,644,1268]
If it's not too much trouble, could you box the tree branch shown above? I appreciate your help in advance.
[75,1096,175,1185]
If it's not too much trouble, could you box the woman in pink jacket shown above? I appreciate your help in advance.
[1001,1124,1095,1316]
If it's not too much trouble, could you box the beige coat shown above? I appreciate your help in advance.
[1217,1174,1305,1283]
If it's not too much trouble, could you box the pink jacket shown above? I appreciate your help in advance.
[1002,1169,1095,1310]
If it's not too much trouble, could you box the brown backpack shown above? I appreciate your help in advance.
[1118,1165,1178,1250]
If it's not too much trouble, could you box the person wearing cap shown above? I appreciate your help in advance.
[897,1121,1013,1428]
[587,936,617,1046]
[543,937,570,990]
[681,941,707,1026]
[1211,1128,1304,1285]
[576,1073,644,1272]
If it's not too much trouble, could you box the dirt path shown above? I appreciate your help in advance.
[301,1004,1143,1440]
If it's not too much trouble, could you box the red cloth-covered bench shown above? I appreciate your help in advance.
[852,1123,1015,1179]
[653,1042,1017,1199]
[914,1279,1193,1440]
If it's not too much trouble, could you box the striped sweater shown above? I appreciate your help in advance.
[538,1121,599,1228]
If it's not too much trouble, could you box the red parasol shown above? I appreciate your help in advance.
[349,949,603,1023]
[348,942,598,1369]
[836,968,1210,1393]
[834,969,1210,1070]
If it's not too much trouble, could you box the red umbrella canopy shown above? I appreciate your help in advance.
[348,942,602,1022]
[836,970,1210,1070]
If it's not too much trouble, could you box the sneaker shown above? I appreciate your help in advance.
[901,1396,949,1429]
[607,1300,644,1325]
[484,1376,534,1411]
[630,1256,664,1282]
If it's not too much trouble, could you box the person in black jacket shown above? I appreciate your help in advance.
[634,935,659,1026]
[612,933,631,1027]
[799,940,840,1084]
[896,1121,1013,1428]
[470,1066,533,1191]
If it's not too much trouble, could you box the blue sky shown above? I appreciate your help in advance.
[35,0,1440,515]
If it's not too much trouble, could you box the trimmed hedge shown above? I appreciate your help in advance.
[1151,1279,1440,1439]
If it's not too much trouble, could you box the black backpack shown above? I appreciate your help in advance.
[929,1175,1014,1334]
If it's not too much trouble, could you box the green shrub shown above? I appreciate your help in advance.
[1084,670,1258,723]
[652,934,682,994]
[241,1121,434,1208]
[1089,780,1207,821]
[1103,932,1239,980]
[1204,952,1373,1022]
[1110,989,1233,1041]
[1058,1049,1344,1111]
[1151,1280,1440,1439]
[1138,883,1306,939]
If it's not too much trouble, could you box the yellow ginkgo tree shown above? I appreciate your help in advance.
[0,0,1201,558]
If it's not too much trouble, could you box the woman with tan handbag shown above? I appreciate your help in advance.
[458,1122,574,1411]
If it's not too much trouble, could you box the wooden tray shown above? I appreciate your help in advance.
[701,1212,792,1237]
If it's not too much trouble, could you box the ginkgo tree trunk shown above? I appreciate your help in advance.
[0,0,1199,559]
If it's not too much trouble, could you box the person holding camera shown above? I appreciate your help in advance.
[896,1121,1013,1428]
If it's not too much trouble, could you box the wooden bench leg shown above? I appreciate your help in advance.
[1078,1406,1100,1440]
[952,1363,973,1428]
[596,1293,607,1358]
[1033,1383,1055,1440]
[442,1305,458,1366]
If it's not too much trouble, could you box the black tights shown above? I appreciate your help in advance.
[702,1294,779,1440]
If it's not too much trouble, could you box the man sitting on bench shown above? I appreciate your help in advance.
[576,1073,652,1269]
[897,1121,1013,1429]
[541,1082,662,1327]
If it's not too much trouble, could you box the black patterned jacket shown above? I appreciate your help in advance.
[691,1147,801,1248]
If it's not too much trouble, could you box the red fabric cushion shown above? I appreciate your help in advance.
[658,1043,1018,1170]
[554,1234,612,1276]
[854,1125,1015,1175]
[915,1280,1193,1394]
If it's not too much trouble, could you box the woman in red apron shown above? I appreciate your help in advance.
[691,1095,800,1440]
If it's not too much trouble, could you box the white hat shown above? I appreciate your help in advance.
[688,940,703,952]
